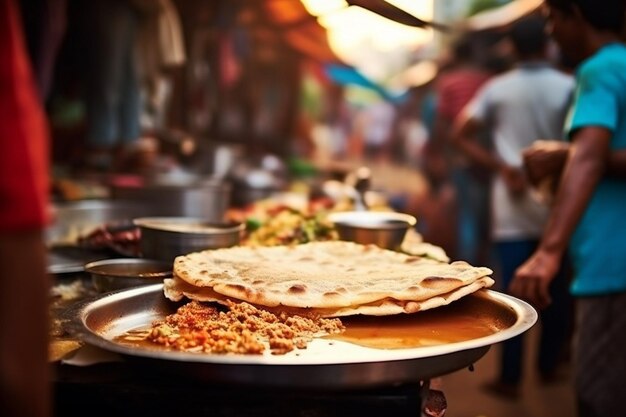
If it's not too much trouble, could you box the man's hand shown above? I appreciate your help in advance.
[509,249,562,309]
[523,140,569,187]
[500,165,527,197]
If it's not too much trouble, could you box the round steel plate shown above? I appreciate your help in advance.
[66,284,537,389]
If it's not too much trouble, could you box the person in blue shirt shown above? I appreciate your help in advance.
[510,1,626,416]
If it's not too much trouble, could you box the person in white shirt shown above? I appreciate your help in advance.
[452,15,575,399]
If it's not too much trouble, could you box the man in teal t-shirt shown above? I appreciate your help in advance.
[510,1,626,416]
[566,43,626,296]
[510,0,626,417]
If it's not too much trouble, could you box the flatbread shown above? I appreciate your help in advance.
[400,229,450,263]
[173,241,493,309]
[164,275,495,317]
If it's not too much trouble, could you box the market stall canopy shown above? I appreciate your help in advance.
[464,0,543,31]
[261,0,344,63]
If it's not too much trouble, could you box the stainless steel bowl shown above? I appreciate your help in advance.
[85,258,173,293]
[326,211,417,250]
[134,217,244,261]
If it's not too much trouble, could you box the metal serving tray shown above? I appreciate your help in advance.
[66,285,537,390]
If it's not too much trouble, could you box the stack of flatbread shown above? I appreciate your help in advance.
[164,241,494,317]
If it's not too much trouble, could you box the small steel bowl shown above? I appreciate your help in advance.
[133,217,244,261]
[326,211,417,250]
[85,258,173,293]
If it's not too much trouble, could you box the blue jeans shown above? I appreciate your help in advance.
[496,240,573,385]
[452,168,490,265]
[85,0,140,148]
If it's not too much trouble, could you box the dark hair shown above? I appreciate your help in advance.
[509,15,548,57]
[452,35,475,62]
[545,0,626,33]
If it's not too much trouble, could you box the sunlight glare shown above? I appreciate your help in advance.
[301,0,433,63]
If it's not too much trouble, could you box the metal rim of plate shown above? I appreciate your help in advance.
[65,284,538,389]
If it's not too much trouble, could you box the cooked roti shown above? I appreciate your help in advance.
[172,241,493,309]
[400,229,450,263]
[164,275,495,317]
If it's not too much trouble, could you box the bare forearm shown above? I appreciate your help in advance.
[452,116,504,172]
[524,144,626,183]
[455,135,504,171]
[538,132,609,255]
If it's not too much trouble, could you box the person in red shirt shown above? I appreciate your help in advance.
[429,35,493,265]
[0,1,52,416]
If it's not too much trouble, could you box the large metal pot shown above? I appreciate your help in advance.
[110,178,231,222]
[46,200,148,246]
[46,200,153,274]
[228,154,287,207]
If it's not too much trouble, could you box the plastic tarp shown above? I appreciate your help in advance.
[324,64,397,101]
[464,0,543,31]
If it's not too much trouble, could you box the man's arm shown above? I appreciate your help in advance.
[453,112,526,195]
[524,141,626,186]
[510,127,611,308]
[453,115,498,170]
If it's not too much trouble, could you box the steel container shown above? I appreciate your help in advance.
[85,258,173,292]
[111,178,231,222]
[327,211,417,250]
[134,217,244,261]
[46,200,147,246]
